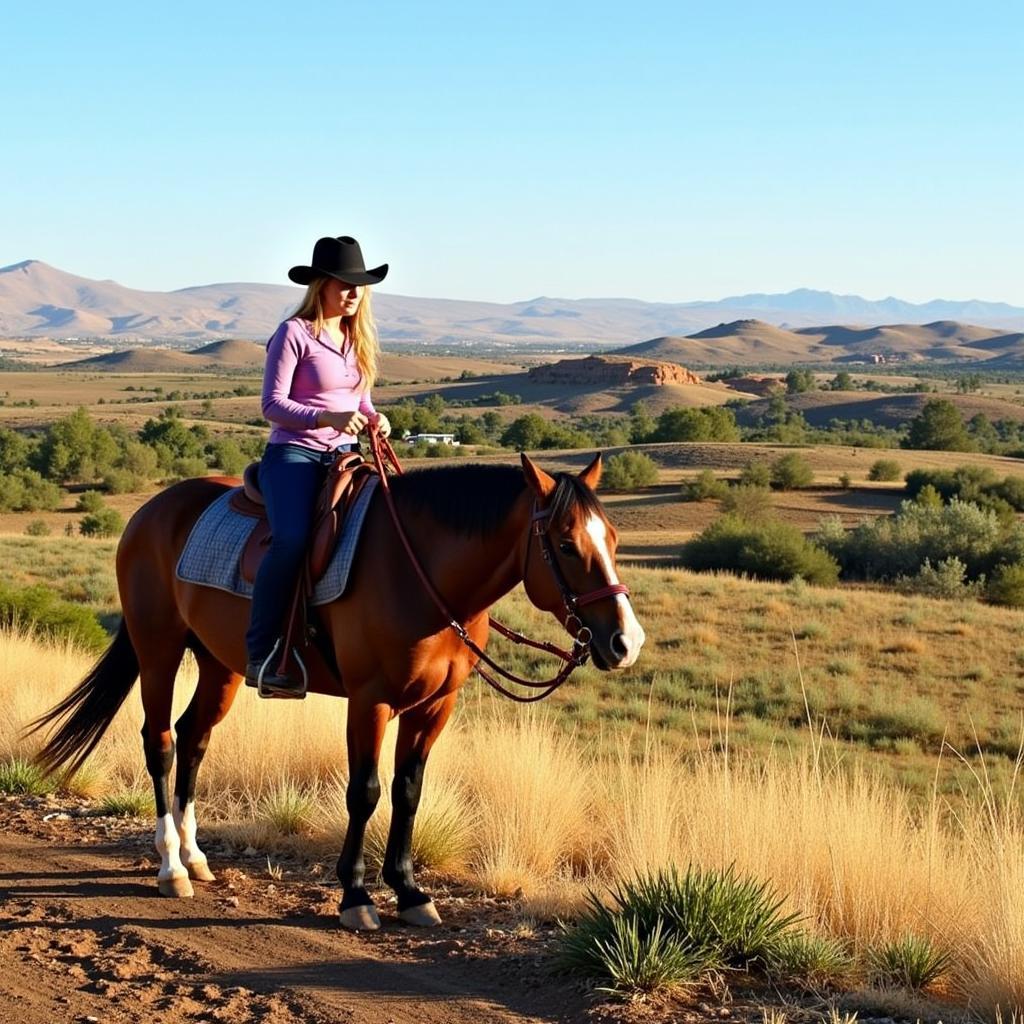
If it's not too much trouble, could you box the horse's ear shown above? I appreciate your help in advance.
[579,453,602,490]
[521,453,556,499]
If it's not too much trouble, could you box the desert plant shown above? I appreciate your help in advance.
[868,459,901,482]
[96,788,156,818]
[769,931,854,987]
[770,453,814,490]
[0,756,56,795]
[680,469,729,502]
[602,451,659,491]
[558,913,701,998]
[682,515,839,585]
[868,934,951,991]
[0,583,107,650]
[557,864,799,996]
[721,484,774,522]
[79,507,124,538]
[75,490,106,513]
[258,778,319,835]
[24,519,51,537]
[740,461,772,488]
[987,563,1024,608]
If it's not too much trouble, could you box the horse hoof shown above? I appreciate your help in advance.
[339,904,381,931]
[187,859,216,883]
[158,875,194,898]
[399,901,442,927]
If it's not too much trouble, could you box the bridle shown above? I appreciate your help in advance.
[366,428,629,702]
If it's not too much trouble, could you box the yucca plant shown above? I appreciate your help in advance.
[0,756,56,795]
[558,910,704,997]
[557,864,800,996]
[769,930,854,988]
[868,934,952,991]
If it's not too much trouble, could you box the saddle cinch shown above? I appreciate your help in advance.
[230,451,376,689]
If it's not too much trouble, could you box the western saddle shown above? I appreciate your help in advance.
[230,451,376,693]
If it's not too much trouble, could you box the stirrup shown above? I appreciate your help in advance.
[256,641,309,699]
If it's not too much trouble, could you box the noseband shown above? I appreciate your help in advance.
[366,429,629,702]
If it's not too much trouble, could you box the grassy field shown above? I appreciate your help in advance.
[2,613,1024,1015]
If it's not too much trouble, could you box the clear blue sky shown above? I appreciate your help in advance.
[2,1,1022,304]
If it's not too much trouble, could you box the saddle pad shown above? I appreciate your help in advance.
[175,477,378,605]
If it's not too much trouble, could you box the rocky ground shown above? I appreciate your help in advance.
[0,794,944,1024]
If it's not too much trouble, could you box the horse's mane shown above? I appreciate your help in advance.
[390,462,601,537]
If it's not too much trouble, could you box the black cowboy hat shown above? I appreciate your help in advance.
[288,236,389,287]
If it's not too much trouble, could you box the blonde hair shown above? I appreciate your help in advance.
[291,277,379,389]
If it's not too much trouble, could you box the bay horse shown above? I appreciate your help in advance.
[32,451,645,930]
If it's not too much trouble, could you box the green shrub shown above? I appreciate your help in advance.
[0,583,107,650]
[987,563,1024,607]
[819,499,1024,585]
[896,557,985,600]
[96,789,156,818]
[739,461,772,488]
[769,931,853,987]
[680,469,729,502]
[682,515,839,585]
[868,459,902,482]
[867,934,951,991]
[557,865,799,997]
[602,451,659,491]
[79,507,124,538]
[770,452,814,490]
[559,915,700,997]
[24,519,51,537]
[837,472,852,490]
[75,490,106,513]
[0,757,57,795]
[721,485,774,522]
[102,468,148,494]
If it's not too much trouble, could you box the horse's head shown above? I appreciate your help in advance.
[520,453,645,671]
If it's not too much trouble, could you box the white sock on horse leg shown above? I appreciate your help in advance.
[155,812,189,882]
[172,796,209,873]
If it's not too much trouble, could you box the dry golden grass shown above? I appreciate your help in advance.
[2,624,1024,1014]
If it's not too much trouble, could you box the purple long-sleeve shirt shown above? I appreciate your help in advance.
[261,317,377,450]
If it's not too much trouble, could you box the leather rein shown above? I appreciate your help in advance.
[365,428,629,702]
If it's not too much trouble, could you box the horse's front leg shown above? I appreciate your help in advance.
[381,691,458,927]
[337,699,390,931]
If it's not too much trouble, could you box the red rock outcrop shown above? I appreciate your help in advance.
[528,355,700,386]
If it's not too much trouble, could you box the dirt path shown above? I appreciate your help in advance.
[0,819,595,1024]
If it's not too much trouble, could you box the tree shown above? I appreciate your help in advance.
[904,399,973,452]
[628,401,656,443]
[785,369,816,394]
[828,371,854,391]
[650,406,739,443]
[500,414,548,451]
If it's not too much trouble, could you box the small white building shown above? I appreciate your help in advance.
[403,432,460,446]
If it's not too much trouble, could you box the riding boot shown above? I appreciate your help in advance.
[244,645,307,700]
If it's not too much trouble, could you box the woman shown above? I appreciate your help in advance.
[245,235,392,698]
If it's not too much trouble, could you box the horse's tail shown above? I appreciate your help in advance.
[29,619,140,777]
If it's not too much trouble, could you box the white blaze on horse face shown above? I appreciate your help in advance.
[584,513,645,667]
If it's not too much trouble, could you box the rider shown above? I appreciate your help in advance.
[244,235,392,698]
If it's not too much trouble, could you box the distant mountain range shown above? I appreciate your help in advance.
[3,260,1024,349]
[617,319,1024,367]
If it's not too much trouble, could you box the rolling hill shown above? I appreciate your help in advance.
[617,319,1024,366]
[4,260,1024,347]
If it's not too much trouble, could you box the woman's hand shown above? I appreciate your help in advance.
[372,412,392,439]
[317,410,369,435]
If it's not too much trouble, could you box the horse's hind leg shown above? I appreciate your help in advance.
[336,699,390,931]
[137,632,192,897]
[172,649,243,884]
[381,692,457,927]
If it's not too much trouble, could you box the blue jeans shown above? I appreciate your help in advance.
[245,441,360,663]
